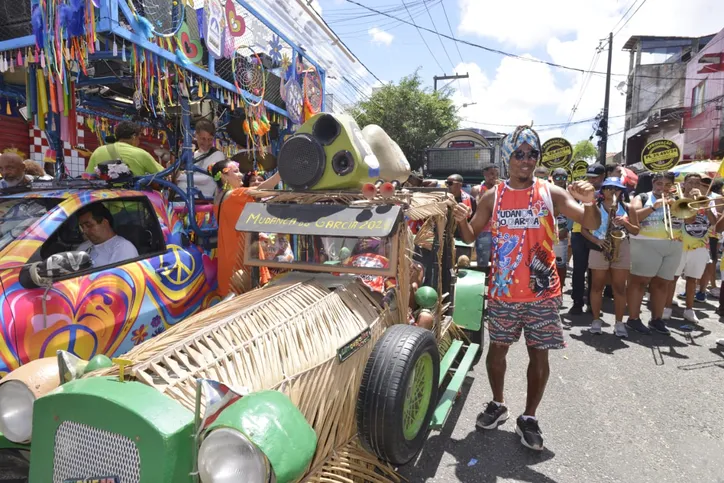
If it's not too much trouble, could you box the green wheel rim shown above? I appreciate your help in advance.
[402,352,434,440]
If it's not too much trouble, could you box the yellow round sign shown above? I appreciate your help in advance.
[540,138,574,169]
[570,160,589,181]
[641,139,681,172]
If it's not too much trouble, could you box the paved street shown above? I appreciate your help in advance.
[401,277,724,483]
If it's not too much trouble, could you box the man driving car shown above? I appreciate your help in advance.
[76,204,138,267]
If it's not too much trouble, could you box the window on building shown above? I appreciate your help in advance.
[692,81,707,117]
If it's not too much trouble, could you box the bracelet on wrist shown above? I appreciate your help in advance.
[581,201,595,207]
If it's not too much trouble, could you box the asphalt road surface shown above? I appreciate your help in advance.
[401,277,724,483]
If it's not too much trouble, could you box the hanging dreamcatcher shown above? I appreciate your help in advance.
[232,46,266,104]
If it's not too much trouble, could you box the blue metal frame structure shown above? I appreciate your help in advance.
[0,0,326,242]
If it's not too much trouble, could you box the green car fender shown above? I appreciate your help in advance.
[204,390,318,483]
[453,269,486,331]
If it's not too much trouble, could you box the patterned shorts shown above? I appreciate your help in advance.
[487,296,566,350]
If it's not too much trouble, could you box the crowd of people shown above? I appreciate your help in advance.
[448,125,724,452]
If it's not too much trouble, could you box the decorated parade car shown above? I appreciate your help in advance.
[0,182,219,379]
[0,114,486,482]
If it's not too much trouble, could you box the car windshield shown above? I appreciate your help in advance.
[0,198,62,252]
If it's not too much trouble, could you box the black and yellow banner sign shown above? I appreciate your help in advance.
[570,160,589,181]
[540,138,574,169]
[641,139,681,172]
[236,203,401,237]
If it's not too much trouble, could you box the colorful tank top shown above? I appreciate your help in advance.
[489,179,560,302]
[631,191,682,241]
[591,203,628,240]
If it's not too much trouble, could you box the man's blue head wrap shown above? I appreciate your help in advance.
[501,126,541,165]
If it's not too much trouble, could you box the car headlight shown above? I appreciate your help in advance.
[0,380,35,443]
[198,427,273,483]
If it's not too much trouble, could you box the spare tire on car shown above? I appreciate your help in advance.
[356,324,440,465]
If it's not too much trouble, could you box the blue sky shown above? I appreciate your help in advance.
[309,0,724,154]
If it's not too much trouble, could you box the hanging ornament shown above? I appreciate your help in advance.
[16,50,22,66]
[121,41,126,62]
[112,41,118,57]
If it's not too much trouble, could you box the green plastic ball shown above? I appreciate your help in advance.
[84,354,113,374]
[415,286,438,309]
[339,247,351,261]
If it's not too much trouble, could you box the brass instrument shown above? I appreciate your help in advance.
[603,192,626,262]
[670,195,710,219]
[661,183,683,239]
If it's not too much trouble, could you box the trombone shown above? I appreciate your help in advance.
[661,183,682,240]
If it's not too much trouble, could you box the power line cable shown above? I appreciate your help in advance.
[422,0,456,69]
[302,0,386,86]
[343,0,716,81]
[400,0,445,72]
[609,0,641,34]
[439,0,472,96]
[613,0,649,37]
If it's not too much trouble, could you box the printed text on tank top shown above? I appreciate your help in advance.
[490,179,561,302]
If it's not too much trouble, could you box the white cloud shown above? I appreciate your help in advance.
[456,0,724,152]
[368,27,395,46]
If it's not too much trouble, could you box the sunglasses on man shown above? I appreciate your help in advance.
[513,149,540,161]
[446,180,462,186]
[552,175,567,181]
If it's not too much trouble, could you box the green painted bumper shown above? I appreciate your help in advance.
[0,433,30,451]
[29,377,195,483]
[453,269,486,331]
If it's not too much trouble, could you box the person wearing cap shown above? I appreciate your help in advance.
[581,177,639,337]
[471,163,500,268]
[86,121,164,177]
[662,173,721,327]
[569,162,606,314]
[551,168,570,285]
[454,125,600,451]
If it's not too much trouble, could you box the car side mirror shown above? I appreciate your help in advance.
[29,251,93,287]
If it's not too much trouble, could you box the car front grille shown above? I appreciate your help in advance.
[52,421,141,483]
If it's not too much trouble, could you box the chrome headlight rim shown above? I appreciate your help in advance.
[0,380,35,444]
[198,427,274,483]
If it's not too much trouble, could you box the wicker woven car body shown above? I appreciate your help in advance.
[0,188,485,483]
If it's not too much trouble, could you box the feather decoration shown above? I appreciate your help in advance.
[136,15,154,39]
[31,5,45,48]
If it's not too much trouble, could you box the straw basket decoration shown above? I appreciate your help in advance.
[93,189,459,481]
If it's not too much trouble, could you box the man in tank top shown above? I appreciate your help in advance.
[454,126,600,451]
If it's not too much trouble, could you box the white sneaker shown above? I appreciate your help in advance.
[662,308,672,320]
[683,309,700,324]
[614,322,628,338]
[590,319,603,334]
[710,287,721,298]
[717,338,724,348]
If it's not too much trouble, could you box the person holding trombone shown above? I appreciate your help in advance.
[626,172,683,335]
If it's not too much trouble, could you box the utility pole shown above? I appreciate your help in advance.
[598,32,613,165]
[434,73,469,92]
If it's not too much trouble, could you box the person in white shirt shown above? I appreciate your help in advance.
[76,204,139,267]
[176,119,227,198]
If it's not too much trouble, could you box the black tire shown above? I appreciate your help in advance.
[356,325,440,465]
